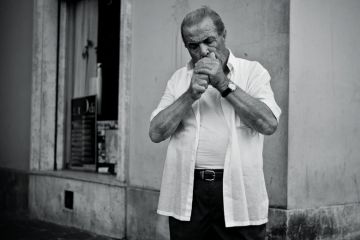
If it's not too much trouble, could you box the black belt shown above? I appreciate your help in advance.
[194,169,223,181]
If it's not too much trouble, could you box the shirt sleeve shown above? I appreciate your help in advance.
[246,62,281,122]
[150,73,177,121]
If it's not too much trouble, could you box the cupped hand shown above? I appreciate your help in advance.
[187,73,209,100]
[194,52,226,90]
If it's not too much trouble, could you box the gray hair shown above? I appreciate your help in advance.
[181,6,225,43]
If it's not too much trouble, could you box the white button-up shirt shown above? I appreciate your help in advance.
[150,50,281,227]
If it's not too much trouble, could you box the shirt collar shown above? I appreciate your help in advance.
[226,49,236,74]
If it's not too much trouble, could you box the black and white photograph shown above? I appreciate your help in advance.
[0,0,359,239]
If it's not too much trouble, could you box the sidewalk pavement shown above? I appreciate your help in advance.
[0,214,117,240]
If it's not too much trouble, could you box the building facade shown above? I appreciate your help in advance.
[0,0,359,239]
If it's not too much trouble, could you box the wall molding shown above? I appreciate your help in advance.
[117,0,132,182]
[268,204,360,239]
[29,170,126,188]
[30,0,58,171]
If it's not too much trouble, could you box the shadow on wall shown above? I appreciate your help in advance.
[0,169,29,214]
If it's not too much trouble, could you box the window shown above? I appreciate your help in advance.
[30,0,131,181]
[63,0,121,174]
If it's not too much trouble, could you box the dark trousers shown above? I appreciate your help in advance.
[169,177,266,240]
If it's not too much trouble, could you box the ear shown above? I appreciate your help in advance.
[222,29,227,40]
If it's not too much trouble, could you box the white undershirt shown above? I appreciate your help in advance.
[195,86,229,169]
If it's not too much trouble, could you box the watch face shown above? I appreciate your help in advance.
[229,82,237,91]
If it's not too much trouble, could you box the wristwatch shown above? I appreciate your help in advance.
[221,81,237,97]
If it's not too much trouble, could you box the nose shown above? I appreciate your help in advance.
[199,43,209,57]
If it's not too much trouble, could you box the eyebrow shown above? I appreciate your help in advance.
[187,36,217,45]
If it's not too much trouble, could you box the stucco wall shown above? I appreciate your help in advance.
[0,0,34,171]
[288,0,360,209]
[29,174,126,238]
[130,0,289,207]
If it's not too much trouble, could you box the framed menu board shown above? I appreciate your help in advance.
[69,95,97,171]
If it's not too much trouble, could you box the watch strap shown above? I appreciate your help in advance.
[221,88,232,98]
[221,81,236,98]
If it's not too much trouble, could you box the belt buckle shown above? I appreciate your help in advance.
[202,170,216,181]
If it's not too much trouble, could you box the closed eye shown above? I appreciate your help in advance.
[204,37,216,45]
[187,43,198,50]
[186,37,217,50]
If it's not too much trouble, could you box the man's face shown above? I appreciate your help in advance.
[182,17,228,66]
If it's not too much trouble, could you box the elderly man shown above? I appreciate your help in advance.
[149,7,281,240]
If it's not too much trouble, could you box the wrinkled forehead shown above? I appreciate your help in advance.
[182,17,218,43]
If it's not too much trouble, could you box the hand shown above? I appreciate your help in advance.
[194,52,227,91]
[187,73,209,100]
